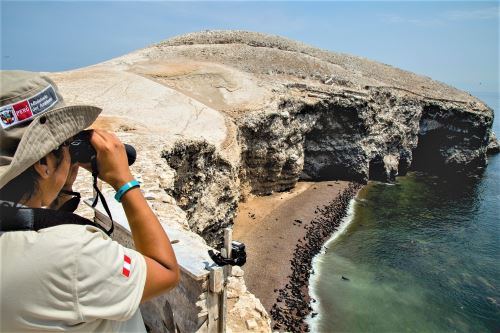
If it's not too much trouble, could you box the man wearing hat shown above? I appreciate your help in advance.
[0,71,180,332]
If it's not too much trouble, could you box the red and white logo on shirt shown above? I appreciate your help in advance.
[122,255,131,277]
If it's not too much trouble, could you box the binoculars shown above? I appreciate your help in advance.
[69,130,136,166]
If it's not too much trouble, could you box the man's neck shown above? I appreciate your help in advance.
[22,197,42,208]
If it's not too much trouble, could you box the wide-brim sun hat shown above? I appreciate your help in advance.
[0,70,101,189]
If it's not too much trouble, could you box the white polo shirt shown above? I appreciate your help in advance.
[0,224,147,332]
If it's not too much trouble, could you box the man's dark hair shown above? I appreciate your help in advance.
[0,148,65,204]
[0,165,39,204]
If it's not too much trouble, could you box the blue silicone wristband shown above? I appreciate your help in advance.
[115,180,140,202]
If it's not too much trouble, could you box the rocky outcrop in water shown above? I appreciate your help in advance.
[487,132,500,154]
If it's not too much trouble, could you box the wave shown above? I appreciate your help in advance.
[307,196,358,331]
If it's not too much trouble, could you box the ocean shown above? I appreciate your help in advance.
[309,92,500,333]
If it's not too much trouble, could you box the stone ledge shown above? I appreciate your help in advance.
[85,194,213,280]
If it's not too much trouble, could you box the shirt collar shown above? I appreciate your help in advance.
[0,200,28,208]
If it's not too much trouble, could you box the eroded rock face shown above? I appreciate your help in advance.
[237,85,491,195]
[161,140,240,245]
[227,267,271,333]
[413,103,493,173]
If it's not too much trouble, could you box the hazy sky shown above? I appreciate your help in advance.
[1,1,499,94]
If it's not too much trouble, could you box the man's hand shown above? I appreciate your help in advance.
[89,129,134,190]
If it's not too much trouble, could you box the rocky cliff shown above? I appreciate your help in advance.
[153,31,493,183]
[50,30,496,332]
[90,30,494,242]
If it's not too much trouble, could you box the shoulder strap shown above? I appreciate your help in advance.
[0,205,110,235]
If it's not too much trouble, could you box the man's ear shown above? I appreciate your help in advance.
[34,157,50,179]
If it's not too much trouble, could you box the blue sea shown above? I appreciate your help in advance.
[309,92,500,333]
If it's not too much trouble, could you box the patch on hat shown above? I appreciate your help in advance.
[0,85,58,129]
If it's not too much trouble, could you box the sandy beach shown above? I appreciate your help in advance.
[233,180,361,331]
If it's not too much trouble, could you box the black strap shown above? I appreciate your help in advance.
[58,190,81,213]
[90,155,114,236]
[60,190,81,197]
[58,196,81,213]
[0,205,109,234]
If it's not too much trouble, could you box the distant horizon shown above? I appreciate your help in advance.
[1,1,498,96]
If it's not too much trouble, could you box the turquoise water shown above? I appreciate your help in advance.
[310,93,500,333]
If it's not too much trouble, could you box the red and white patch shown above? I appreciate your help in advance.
[122,255,131,277]
[0,85,58,129]
[12,100,33,121]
